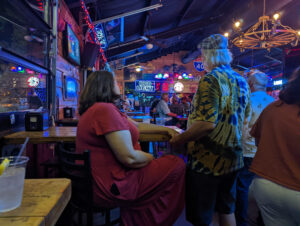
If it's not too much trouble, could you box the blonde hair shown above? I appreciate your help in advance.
[201,49,232,70]
[247,69,269,91]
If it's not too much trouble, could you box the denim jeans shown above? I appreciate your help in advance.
[235,157,255,226]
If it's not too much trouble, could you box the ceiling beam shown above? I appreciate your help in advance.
[92,3,162,25]
[141,0,153,36]
[106,14,222,58]
[125,42,187,65]
[264,55,282,63]
[175,0,195,27]
[106,39,147,58]
[108,52,143,62]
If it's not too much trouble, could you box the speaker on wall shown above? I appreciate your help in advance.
[81,42,99,68]
[284,47,300,79]
[124,68,131,80]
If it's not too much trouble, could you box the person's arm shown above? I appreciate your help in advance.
[127,117,179,139]
[167,112,177,117]
[250,112,263,147]
[170,75,219,145]
[161,101,177,117]
[105,130,153,168]
[170,121,215,144]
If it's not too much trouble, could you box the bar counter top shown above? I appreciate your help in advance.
[2,126,175,144]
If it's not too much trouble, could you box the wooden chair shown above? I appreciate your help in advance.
[57,143,120,226]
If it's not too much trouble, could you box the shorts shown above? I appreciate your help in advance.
[186,168,238,226]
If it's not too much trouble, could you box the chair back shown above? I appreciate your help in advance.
[57,143,93,210]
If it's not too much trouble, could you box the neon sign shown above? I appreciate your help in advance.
[273,80,283,86]
[174,82,184,92]
[135,80,156,92]
[94,25,108,49]
[27,76,39,88]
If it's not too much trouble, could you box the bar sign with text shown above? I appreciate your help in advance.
[135,80,156,92]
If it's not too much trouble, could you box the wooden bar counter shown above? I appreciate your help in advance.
[2,126,173,144]
[0,178,71,226]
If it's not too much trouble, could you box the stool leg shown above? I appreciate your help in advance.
[105,209,111,225]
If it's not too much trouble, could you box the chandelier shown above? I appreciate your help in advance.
[232,0,300,51]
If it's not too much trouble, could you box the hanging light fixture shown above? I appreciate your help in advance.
[232,0,300,51]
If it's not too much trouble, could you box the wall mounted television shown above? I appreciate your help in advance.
[65,24,80,65]
[63,76,77,99]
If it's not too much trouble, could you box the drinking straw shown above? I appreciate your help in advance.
[16,137,30,162]
[0,137,29,175]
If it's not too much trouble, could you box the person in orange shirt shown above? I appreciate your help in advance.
[249,67,300,226]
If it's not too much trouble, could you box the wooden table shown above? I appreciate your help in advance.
[55,119,78,127]
[2,127,178,166]
[0,178,71,226]
[130,115,152,123]
[2,127,77,145]
[126,111,146,116]
[2,126,172,144]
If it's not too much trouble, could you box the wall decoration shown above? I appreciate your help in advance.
[27,76,40,88]
[174,82,184,92]
[63,76,78,99]
[162,82,169,92]
[194,61,204,72]
[66,24,80,65]
[135,80,156,92]
[94,24,108,49]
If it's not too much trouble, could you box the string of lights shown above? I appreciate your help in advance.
[80,0,107,67]
[36,0,44,11]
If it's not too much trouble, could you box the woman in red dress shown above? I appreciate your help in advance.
[76,71,185,226]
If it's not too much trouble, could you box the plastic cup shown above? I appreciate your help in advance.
[144,118,151,124]
[0,156,29,212]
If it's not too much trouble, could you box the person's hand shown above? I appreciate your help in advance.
[170,135,186,154]
[169,133,181,145]
[166,127,179,140]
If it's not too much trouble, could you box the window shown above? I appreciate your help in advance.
[0,59,47,113]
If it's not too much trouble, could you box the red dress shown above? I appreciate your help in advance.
[76,103,185,226]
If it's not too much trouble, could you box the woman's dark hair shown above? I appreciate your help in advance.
[78,71,120,115]
[279,66,300,107]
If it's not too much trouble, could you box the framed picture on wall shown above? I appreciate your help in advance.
[63,76,78,100]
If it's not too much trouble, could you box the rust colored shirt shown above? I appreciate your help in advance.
[250,100,300,191]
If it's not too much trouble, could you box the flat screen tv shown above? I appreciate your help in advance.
[66,25,80,65]
[64,76,77,99]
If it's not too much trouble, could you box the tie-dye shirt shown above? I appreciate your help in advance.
[187,65,251,175]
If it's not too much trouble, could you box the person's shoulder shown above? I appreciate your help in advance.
[156,100,163,107]
[232,71,247,84]
[265,93,275,102]
[260,100,280,114]
[91,102,117,112]
[200,73,219,85]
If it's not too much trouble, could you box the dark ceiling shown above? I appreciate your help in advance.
[65,0,300,76]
